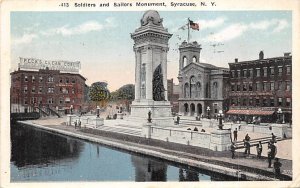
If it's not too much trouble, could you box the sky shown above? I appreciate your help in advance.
[11,11,292,91]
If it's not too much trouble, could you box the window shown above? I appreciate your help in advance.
[59,78,63,83]
[48,76,54,82]
[31,86,36,93]
[39,87,43,93]
[249,69,253,77]
[270,82,275,91]
[286,81,291,91]
[243,98,247,106]
[255,98,260,106]
[263,82,268,91]
[72,88,75,94]
[249,83,253,91]
[278,66,283,76]
[72,79,76,83]
[237,83,240,91]
[59,98,64,104]
[278,97,282,106]
[231,84,235,91]
[278,81,283,90]
[255,82,260,91]
[243,83,247,91]
[24,75,28,82]
[231,99,236,106]
[237,70,241,77]
[243,69,247,78]
[66,78,69,83]
[270,67,275,76]
[270,97,274,107]
[263,67,267,77]
[38,97,43,104]
[32,76,35,82]
[286,66,291,75]
[237,98,241,106]
[231,71,235,78]
[192,56,197,63]
[39,76,43,82]
[256,68,260,77]
[249,98,253,106]
[24,86,28,93]
[24,98,28,105]
[263,98,268,106]
[48,87,54,93]
[48,98,54,104]
[31,97,37,104]
[286,98,291,107]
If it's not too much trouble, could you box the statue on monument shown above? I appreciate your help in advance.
[153,64,165,101]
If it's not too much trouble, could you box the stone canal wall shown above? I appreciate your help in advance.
[17,120,280,181]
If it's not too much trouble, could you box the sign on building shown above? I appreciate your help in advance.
[19,57,80,73]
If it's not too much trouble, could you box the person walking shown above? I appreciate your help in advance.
[233,128,238,141]
[267,145,272,168]
[257,141,263,158]
[231,142,236,159]
[273,158,282,178]
[271,133,277,143]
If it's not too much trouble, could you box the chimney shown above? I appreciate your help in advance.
[235,58,238,63]
[284,52,291,57]
[259,51,264,60]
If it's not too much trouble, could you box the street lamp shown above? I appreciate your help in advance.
[217,110,224,130]
[96,106,100,118]
[147,108,152,123]
[70,105,73,115]
[206,106,211,119]
[277,108,285,124]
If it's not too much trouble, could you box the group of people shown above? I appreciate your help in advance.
[230,131,282,177]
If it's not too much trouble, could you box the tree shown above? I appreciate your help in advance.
[110,84,135,112]
[89,82,110,108]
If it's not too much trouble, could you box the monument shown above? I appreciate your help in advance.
[130,10,174,126]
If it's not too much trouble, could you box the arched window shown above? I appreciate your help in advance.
[192,56,197,63]
[184,83,189,98]
[183,56,187,67]
[184,103,189,113]
[190,76,196,98]
[196,82,201,98]
[213,82,218,99]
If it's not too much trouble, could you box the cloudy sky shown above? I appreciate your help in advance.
[11,11,292,91]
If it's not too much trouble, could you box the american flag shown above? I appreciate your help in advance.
[189,20,199,31]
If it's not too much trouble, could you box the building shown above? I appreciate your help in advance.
[177,41,230,117]
[10,58,86,115]
[227,51,292,123]
[167,79,179,113]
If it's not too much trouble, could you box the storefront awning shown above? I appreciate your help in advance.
[226,109,274,116]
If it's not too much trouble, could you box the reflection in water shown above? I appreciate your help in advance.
[11,123,236,181]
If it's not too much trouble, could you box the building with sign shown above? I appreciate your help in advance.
[177,41,230,117]
[10,58,86,115]
[227,51,292,123]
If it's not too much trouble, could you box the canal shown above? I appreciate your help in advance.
[11,123,238,182]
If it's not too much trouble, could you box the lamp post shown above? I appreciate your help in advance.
[96,106,100,118]
[217,110,224,130]
[206,106,211,119]
[147,108,152,123]
[70,105,73,115]
[277,108,285,124]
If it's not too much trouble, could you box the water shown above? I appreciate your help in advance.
[10,123,236,182]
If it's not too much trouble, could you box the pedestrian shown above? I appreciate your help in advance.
[271,133,277,143]
[246,141,251,156]
[243,139,247,154]
[257,141,263,158]
[245,133,250,141]
[267,145,272,168]
[273,158,282,178]
[74,120,77,129]
[231,142,236,159]
[233,128,238,141]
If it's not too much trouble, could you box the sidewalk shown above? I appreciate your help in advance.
[24,117,292,180]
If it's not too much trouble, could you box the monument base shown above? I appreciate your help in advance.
[209,129,231,151]
[130,100,174,127]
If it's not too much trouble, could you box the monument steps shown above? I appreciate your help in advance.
[96,123,142,137]
[179,119,203,127]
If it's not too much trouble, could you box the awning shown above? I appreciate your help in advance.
[226,109,274,116]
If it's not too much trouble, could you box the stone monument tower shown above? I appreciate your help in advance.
[130,10,173,126]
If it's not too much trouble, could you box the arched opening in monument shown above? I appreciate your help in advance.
[196,82,201,98]
[190,76,196,98]
[192,56,197,63]
[184,83,189,98]
[183,56,187,67]
[197,103,202,116]
[190,103,195,116]
[184,103,189,115]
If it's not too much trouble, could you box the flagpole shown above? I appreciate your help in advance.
[187,18,190,43]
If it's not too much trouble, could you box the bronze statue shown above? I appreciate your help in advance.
[152,64,165,101]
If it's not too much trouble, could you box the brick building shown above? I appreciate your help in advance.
[227,51,292,123]
[167,79,179,113]
[11,66,86,115]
